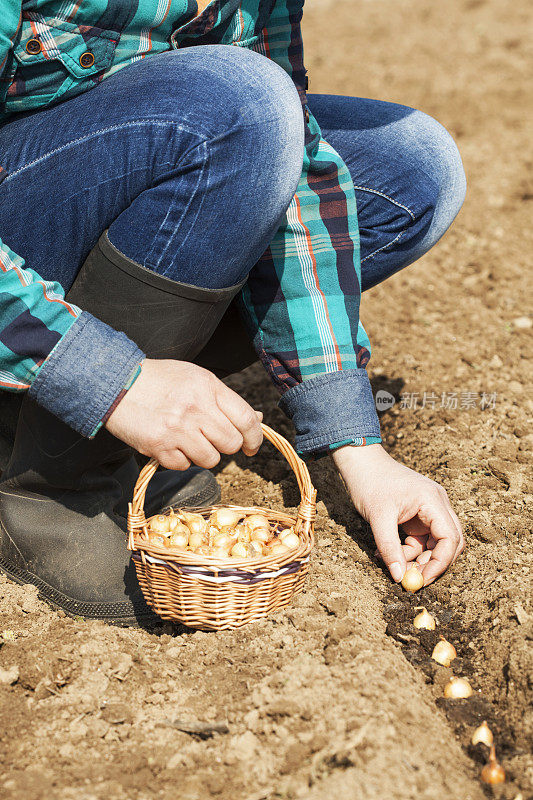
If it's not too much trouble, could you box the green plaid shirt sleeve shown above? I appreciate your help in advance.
[0,234,81,391]
[0,2,82,393]
[239,0,381,453]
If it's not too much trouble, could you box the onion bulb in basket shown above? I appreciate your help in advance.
[210,508,243,529]
[250,528,270,544]
[180,512,207,535]
[150,515,170,534]
[148,532,168,547]
[188,531,205,551]
[168,531,189,549]
[230,542,249,558]
[213,532,235,550]
[234,524,251,543]
[248,540,264,557]
[281,532,300,550]
[268,542,290,557]
[245,514,270,531]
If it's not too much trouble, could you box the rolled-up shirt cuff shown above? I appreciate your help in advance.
[29,311,145,438]
[278,369,381,455]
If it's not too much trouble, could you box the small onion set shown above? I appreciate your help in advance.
[431,637,457,667]
[480,746,505,785]
[401,566,425,593]
[472,720,493,748]
[143,508,302,561]
[443,676,473,699]
[410,609,506,785]
[413,607,436,630]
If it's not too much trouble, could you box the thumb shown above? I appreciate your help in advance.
[370,509,406,583]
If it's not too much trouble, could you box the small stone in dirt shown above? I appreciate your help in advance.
[1,630,16,642]
[170,719,229,738]
[86,718,110,738]
[265,699,300,718]
[108,652,133,680]
[280,741,310,775]
[488,458,515,486]
[19,595,42,613]
[514,603,530,625]
[59,743,75,759]
[205,774,226,795]
[513,316,531,329]
[474,520,500,543]
[492,441,519,461]
[0,665,19,685]
[243,708,261,732]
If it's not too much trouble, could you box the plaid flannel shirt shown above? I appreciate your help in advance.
[0,0,381,454]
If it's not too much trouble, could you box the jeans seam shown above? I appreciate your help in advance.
[361,230,406,264]
[352,185,416,221]
[3,119,209,182]
[352,185,416,264]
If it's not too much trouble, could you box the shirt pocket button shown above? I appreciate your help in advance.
[25,38,42,55]
[79,51,95,69]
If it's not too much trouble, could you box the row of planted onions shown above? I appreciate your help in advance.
[412,606,505,785]
[144,508,301,559]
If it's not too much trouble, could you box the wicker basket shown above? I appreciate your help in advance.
[127,424,316,630]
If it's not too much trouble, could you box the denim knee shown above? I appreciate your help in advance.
[103,46,305,288]
[154,45,305,209]
[404,110,467,253]
[201,46,305,209]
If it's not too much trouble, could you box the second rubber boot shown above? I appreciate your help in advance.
[0,234,244,623]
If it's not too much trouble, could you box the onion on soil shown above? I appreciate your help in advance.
[432,637,457,666]
[443,676,473,699]
[413,607,436,630]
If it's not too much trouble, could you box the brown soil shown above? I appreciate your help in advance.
[0,0,531,798]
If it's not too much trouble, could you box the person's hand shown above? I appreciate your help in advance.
[332,443,464,586]
[105,359,263,470]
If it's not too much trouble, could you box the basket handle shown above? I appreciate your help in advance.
[127,423,317,547]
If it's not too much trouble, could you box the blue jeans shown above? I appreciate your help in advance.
[0,46,465,436]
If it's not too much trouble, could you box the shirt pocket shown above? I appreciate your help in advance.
[11,15,119,108]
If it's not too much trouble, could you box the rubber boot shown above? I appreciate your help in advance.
[0,232,245,624]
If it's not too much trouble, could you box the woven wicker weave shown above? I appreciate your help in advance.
[127,424,316,630]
